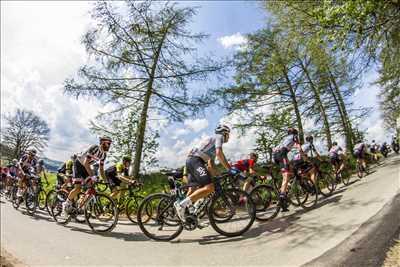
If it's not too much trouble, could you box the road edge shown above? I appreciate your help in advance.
[303,191,400,267]
[1,248,28,267]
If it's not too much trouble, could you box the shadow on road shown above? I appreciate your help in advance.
[65,225,150,242]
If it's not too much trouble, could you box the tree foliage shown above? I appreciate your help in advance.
[64,1,222,177]
[1,109,50,160]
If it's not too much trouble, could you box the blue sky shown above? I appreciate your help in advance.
[1,1,388,168]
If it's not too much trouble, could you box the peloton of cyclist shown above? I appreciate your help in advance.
[174,124,233,221]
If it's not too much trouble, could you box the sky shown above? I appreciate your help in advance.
[1,1,389,168]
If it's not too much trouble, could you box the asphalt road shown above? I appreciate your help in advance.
[1,154,399,266]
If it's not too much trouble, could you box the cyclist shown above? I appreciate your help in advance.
[174,125,233,221]
[232,152,263,193]
[35,159,49,186]
[380,142,389,157]
[353,140,367,171]
[5,159,18,193]
[392,136,399,153]
[57,155,76,189]
[291,135,320,189]
[272,128,303,212]
[105,155,136,199]
[16,149,38,197]
[62,136,112,215]
[370,140,379,161]
[329,142,345,179]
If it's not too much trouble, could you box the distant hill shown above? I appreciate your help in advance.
[42,157,63,172]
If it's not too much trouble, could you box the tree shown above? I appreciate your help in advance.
[90,108,159,173]
[1,109,50,160]
[217,28,306,143]
[64,1,222,178]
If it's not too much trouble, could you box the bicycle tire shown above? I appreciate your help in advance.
[294,178,318,210]
[126,195,144,224]
[318,171,336,197]
[137,193,183,241]
[250,184,279,221]
[208,188,256,237]
[85,193,118,233]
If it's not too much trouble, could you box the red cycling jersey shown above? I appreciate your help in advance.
[233,159,255,172]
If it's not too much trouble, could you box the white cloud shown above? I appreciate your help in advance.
[218,32,247,49]
[184,118,209,132]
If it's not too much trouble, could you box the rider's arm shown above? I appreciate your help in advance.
[216,147,230,170]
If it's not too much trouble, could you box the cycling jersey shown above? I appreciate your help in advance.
[78,145,107,166]
[58,159,74,175]
[105,162,129,177]
[273,134,299,153]
[353,143,365,153]
[105,162,129,189]
[329,145,343,158]
[7,164,18,177]
[292,143,317,161]
[233,159,255,172]
[189,134,224,162]
[19,154,38,173]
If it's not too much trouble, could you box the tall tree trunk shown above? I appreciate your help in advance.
[283,70,304,143]
[300,60,333,149]
[328,71,355,151]
[131,30,168,178]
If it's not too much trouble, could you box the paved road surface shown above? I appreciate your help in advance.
[1,155,399,266]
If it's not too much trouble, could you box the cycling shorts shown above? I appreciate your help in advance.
[354,150,365,160]
[72,160,89,184]
[186,156,212,187]
[273,150,290,174]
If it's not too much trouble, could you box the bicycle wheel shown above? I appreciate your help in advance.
[125,195,144,224]
[85,193,118,233]
[209,188,256,237]
[137,193,183,241]
[25,188,37,215]
[38,189,47,210]
[250,184,280,221]
[356,163,363,179]
[294,178,318,210]
[318,172,336,197]
[11,187,20,209]
[287,179,303,206]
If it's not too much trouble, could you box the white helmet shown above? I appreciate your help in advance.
[215,124,230,135]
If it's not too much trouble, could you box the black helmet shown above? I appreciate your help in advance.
[99,136,112,143]
[122,155,132,162]
[287,128,298,135]
[71,154,78,160]
[332,141,338,146]
[38,159,44,165]
[215,124,231,135]
[305,135,314,142]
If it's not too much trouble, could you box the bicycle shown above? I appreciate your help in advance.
[137,172,256,241]
[311,159,336,197]
[50,176,118,233]
[109,181,145,224]
[249,174,279,222]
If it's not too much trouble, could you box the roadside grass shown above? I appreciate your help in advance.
[382,239,400,267]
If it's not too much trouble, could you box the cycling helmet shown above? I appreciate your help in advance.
[71,154,78,160]
[28,149,37,155]
[12,159,18,165]
[332,141,338,146]
[122,155,132,162]
[305,135,314,142]
[287,127,298,135]
[372,140,375,143]
[38,159,44,165]
[215,124,231,135]
[99,136,112,143]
